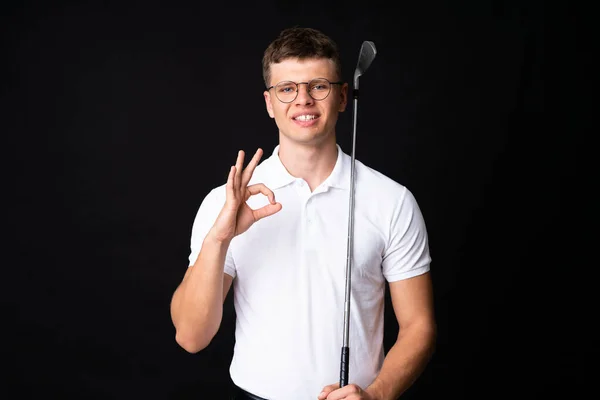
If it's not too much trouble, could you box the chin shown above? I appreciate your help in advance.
[283,132,334,147]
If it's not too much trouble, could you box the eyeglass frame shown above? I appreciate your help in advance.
[266,77,345,103]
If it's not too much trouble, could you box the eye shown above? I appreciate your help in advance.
[276,82,296,94]
[310,80,330,91]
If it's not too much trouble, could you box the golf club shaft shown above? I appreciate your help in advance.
[340,93,359,388]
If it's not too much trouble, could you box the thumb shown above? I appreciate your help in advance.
[253,202,282,221]
[318,383,340,399]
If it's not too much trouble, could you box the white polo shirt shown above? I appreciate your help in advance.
[188,144,431,399]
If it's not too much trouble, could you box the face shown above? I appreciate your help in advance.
[263,58,348,147]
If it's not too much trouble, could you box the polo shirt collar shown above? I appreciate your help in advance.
[262,144,350,191]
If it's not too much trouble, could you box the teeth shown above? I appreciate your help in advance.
[295,115,316,121]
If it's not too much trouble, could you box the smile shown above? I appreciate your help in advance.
[293,115,317,121]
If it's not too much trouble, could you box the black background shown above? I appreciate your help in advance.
[3,0,590,399]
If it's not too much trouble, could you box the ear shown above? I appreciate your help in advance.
[338,82,348,112]
[264,91,275,118]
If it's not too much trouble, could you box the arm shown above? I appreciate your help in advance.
[170,231,234,353]
[169,148,282,354]
[320,188,434,400]
[364,271,437,400]
[318,272,436,400]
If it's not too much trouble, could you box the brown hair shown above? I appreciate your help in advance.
[262,27,343,87]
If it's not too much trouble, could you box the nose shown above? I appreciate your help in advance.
[294,83,314,105]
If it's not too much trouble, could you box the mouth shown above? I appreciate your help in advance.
[292,113,320,127]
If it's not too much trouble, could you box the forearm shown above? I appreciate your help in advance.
[366,321,437,400]
[171,229,231,352]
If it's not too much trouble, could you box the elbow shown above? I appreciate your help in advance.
[175,330,213,353]
[400,318,437,355]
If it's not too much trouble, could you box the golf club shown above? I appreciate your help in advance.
[340,40,377,388]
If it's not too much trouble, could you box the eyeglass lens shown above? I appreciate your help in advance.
[274,78,332,102]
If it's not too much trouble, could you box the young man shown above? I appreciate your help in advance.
[170,27,436,400]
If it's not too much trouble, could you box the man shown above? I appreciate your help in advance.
[170,27,436,400]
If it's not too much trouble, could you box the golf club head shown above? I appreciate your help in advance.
[353,41,377,90]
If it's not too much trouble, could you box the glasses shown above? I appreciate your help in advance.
[266,78,344,103]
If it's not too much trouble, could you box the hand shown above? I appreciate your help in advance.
[210,148,282,242]
[318,383,376,400]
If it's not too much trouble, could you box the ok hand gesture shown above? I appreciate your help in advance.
[210,148,282,242]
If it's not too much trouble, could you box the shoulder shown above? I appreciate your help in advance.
[197,183,227,212]
[354,159,409,198]
[247,156,275,186]
[352,158,424,220]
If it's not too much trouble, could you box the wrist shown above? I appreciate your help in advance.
[205,227,232,248]
[364,383,385,400]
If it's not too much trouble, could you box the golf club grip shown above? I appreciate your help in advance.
[340,346,349,387]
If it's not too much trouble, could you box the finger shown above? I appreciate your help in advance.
[252,202,282,221]
[241,148,263,187]
[318,383,340,399]
[225,166,236,202]
[234,150,245,189]
[246,183,276,204]
[326,384,362,400]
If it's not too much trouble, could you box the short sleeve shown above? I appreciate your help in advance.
[188,185,237,278]
[382,187,431,282]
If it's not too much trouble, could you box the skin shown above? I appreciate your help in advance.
[263,57,348,191]
[317,273,436,400]
[170,148,281,353]
[170,57,436,400]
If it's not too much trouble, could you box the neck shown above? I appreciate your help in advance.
[277,137,338,191]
